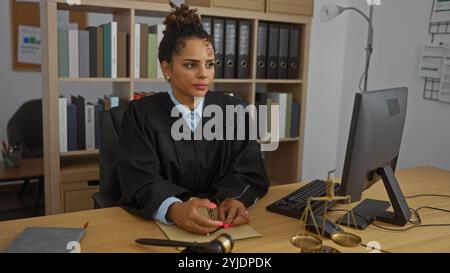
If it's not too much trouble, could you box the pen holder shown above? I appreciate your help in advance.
[2,148,22,168]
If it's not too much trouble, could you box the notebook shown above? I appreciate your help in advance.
[5,227,86,253]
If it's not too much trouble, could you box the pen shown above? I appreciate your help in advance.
[2,140,8,154]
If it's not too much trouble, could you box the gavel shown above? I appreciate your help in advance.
[135,233,234,253]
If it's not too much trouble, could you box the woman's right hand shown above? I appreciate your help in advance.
[167,199,223,235]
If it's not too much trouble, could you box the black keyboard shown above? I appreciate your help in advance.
[266,179,341,219]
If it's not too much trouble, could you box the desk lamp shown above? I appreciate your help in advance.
[320,4,375,93]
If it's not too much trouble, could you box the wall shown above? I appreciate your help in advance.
[0,0,41,143]
[334,0,450,176]
[302,0,350,181]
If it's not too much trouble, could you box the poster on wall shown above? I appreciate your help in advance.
[431,0,450,23]
[17,25,41,65]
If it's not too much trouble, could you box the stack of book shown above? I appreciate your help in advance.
[255,92,300,139]
[134,23,164,79]
[58,95,120,152]
[58,22,129,78]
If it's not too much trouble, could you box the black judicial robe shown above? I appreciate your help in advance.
[117,91,270,219]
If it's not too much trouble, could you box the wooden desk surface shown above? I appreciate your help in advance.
[0,158,43,182]
[0,166,449,253]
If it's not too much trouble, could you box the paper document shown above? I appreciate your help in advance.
[431,0,450,23]
[438,60,450,103]
[17,25,41,64]
[419,43,450,79]
[155,221,262,246]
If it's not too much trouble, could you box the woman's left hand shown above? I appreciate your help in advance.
[218,199,249,227]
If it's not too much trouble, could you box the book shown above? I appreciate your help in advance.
[134,23,140,79]
[78,30,90,78]
[5,227,85,253]
[68,29,79,78]
[57,29,69,77]
[58,97,67,152]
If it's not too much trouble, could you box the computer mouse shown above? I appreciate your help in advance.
[304,216,344,238]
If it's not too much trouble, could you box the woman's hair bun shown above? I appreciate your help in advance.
[158,1,214,63]
[164,2,202,35]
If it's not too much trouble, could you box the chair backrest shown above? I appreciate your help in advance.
[98,106,125,198]
[7,99,43,158]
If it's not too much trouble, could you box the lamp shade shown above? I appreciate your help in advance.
[320,5,344,22]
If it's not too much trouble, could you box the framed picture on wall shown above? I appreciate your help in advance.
[10,0,86,71]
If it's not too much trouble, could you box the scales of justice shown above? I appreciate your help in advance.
[290,170,362,253]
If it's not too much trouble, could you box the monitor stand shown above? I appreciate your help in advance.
[337,164,412,230]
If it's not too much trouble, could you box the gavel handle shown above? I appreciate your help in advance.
[135,238,201,248]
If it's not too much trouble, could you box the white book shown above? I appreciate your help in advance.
[134,24,141,79]
[156,24,164,79]
[267,93,287,139]
[58,97,68,152]
[150,24,164,79]
[68,29,79,78]
[85,103,95,150]
[111,22,117,78]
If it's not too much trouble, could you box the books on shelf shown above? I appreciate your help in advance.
[149,24,164,79]
[60,94,122,153]
[255,91,300,139]
[58,22,128,79]
[134,23,164,79]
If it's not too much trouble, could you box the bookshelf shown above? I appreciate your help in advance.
[40,0,312,214]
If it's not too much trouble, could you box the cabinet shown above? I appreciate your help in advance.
[59,155,99,213]
[40,0,312,214]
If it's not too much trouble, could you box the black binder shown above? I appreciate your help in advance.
[256,22,268,79]
[86,27,98,77]
[267,23,279,79]
[277,24,289,79]
[288,25,300,79]
[224,19,237,78]
[237,20,251,79]
[212,18,225,78]
[71,95,85,150]
[201,16,212,36]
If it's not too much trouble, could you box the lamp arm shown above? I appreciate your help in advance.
[342,7,370,24]
[342,6,374,92]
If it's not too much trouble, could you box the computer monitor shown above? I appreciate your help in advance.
[337,87,411,229]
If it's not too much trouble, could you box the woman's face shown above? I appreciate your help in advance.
[162,37,215,106]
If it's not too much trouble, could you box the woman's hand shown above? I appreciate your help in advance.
[167,199,223,235]
[218,199,249,227]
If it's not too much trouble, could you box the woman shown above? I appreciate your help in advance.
[117,2,269,235]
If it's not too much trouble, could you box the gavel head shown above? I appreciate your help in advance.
[185,234,234,253]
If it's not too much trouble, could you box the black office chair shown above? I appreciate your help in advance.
[93,106,125,208]
[7,99,44,212]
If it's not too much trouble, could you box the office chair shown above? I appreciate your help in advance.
[93,106,125,208]
[6,99,44,213]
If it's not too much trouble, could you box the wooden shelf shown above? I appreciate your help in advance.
[59,78,130,82]
[258,137,299,144]
[41,0,311,214]
[214,79,253,84]
[60,150,99,157]
[255,79,303,84]
[133,78,166,83]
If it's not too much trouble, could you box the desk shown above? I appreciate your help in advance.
[0,158,43,183]
[0,158,44,214]
[0,166,449,253]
